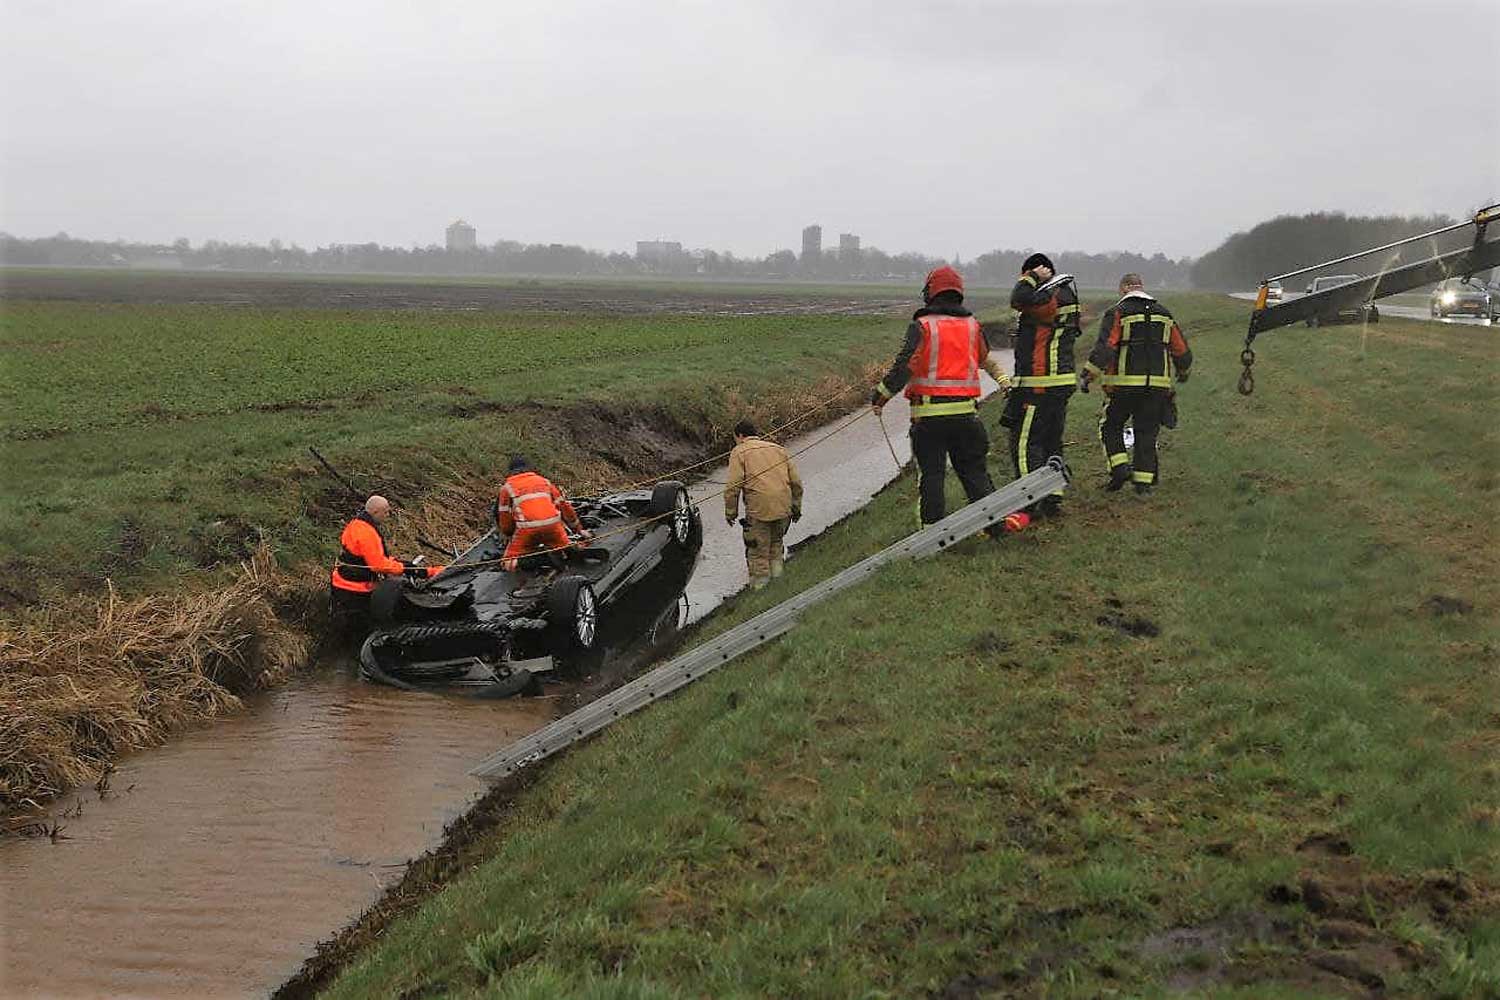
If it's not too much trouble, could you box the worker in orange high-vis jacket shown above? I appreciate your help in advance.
[330,494,439,637]
[496,456,592,572]
[872,265,1011,533]
[1004,252,1081,518]
[1081,273,1192,495]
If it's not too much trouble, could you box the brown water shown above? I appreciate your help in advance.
[0,354,1008,999]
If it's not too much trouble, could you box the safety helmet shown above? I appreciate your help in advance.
[922,265,964,301]
[1022,252,1054,274]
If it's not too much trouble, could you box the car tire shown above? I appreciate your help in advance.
[647,481,695,547]
[547,575,599,655]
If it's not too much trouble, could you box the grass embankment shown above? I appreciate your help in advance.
[315,296,1499,999]
[0,289,904,811]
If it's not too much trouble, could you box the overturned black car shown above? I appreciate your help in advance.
[359,481,702,698]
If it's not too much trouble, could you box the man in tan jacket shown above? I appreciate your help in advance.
[723,420,803,589]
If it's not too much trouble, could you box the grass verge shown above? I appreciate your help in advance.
[306,296,1498,999]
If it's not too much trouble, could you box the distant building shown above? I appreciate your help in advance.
[446,219,477,251]
[635,240,683,261]
[838,233,860,258]
[801,224,822,263]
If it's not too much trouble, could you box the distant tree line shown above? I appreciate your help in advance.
[0,230,1192,288]
[1189,210,1493,290]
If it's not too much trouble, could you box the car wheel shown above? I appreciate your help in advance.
[547,575,599,653]
[647,480,695,547]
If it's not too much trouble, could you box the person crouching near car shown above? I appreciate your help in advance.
[497,456,592,573]
[330,494,440,639]
[724,421,802,590]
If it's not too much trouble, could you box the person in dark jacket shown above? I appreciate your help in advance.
[1004,252,1081,517]
[1082,274,1192,494]
[872,265,1011,530]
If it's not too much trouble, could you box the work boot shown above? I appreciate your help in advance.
[750,576,769,590]
[1106,465,1132,492]
[1134,482,1153,496]
[1036,496,1064,519]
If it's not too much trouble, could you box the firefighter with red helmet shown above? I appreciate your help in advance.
[1003,252,1082,517]
[872,265,1011,529]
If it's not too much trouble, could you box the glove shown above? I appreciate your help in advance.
[791,507,802,523]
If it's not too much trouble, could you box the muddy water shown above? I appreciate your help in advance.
[0,353,1008,999]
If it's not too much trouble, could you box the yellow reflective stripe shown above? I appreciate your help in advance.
[1020,274,1037,287]
[1118,340,1129,377]
[1083,361,1103,378]
[1054,304,1080,318]
[1099,374,1171,387]
[1108,452,1130,468]
[1131,470,1156,483]
[1049,328,1061,374]
[877,382,894,399]
[1013,374,1077,387]
[1017,404,1035,475]
[909,399,978,418]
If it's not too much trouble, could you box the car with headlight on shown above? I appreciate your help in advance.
[1302,274,1378,326]
[1265,280,1284,302]
[1429,277,1492,319]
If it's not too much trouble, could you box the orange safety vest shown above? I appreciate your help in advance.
[905,314,983,400]
[498,472,568,531]
[330,513,403,593]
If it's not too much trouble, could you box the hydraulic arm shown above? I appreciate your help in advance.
[1238,203,1500,394]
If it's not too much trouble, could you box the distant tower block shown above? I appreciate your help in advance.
[635,240,684,261]
[801,224,822,263]
[839,233,860,258]
[446,219,477,251]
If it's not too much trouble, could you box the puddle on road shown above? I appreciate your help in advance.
[0,353,1008,998]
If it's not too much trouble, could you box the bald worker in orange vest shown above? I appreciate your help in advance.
[330,494,440,637]
[496,456,592,572]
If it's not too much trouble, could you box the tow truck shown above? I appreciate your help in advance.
[1238,203,1500,394]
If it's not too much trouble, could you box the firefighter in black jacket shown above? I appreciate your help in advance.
[872,265,1010,528]
[1081,274,1192,494]
[1005,252,1081,517]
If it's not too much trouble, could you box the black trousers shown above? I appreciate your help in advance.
[1006,390,1071,496]
[1099,390,1167,487]
[910,413,995,525]
[329,584,372,643]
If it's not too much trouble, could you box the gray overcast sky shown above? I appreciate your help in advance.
[2,0,1496,260]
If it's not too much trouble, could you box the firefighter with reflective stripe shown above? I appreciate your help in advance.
[724,420,803,590]
[1081,273,1192,495]
[1004,252,1081,517]
[496,456,591,572]
[329,494,436,636]
[872,265,1010,530]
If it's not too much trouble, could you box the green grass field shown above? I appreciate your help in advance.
[0,293,909,603]
[315,298,1499,998]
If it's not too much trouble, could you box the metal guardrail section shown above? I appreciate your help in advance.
[470,459,1068,779]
